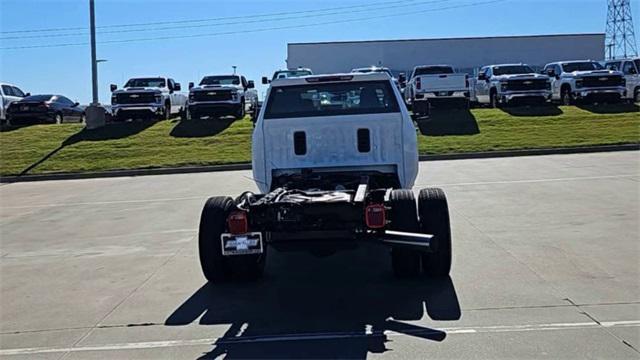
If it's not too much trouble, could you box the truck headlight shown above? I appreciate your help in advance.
[231,91,238,101]
[546,82,551,90]
[575,79,583,88]
[111,95,117,105]
[500,82,508,91]
[621,78,626,86]
[154,95,162,103]
[189,92,195,101]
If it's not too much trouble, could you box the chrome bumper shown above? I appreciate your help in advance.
[503,90,552,101]
[574,87,626,97]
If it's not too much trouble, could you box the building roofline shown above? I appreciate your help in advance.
[288,33,605,46]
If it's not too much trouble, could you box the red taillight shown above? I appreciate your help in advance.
[365,204,386,229]
[416,77,422,90]
[227,211,248,234]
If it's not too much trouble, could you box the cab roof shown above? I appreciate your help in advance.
[270,72,391,86]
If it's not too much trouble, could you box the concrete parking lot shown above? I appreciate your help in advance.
[0,151,638,359]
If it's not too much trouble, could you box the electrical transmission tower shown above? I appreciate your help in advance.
[605,0,638,59]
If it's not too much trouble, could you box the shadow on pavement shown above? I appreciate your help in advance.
[417,108,479,136]
[166,246,461,359]
[576,102,639,114]
[170,118,235,138]
[500,104,563,117]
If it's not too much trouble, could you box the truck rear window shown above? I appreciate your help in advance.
[414,66,454,75]
[264,81,399,119]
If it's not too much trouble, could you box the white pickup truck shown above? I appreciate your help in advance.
[471,64,552,107]
[110,77,187,121]
[542,61,626,105]
[197,72,452,282]
[404,65,469,114]
[604,57,640,103]
[404,65,469,115]
[187,75,258,120]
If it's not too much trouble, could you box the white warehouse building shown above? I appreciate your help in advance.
[287,33,605,76]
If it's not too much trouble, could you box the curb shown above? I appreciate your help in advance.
[1,144,638,183]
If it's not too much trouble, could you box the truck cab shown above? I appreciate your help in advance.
[604,58,640,103]
[543,61,626,105]
[187,75,258,120]
[472,64,551,107]
[197,73,453,282]
[110,77,186,121]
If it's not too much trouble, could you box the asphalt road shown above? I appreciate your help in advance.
[1,151,639,359]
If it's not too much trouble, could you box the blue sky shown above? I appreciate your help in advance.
[1,0,636,104]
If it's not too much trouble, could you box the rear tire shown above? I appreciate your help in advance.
[199,196,234,283]
[634,88,640,103]
[418,188,452,277]
[198,196,266,283]
[389,189,422,277]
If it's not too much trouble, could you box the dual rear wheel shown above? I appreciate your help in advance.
[198,188,452,283]
[389,188,452,278]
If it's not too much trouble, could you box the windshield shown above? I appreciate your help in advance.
[23,95,53,102]
[264,80,399,119]
[492,65,535,75]
[124,78,165,88]
[200,76,240,85]
[413,66,454,76]
[561,62,604,72]
[273,70,312,80]
[353,68,393,78]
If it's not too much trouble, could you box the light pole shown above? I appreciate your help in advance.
[86,0,106,128]
[232,66,237,75]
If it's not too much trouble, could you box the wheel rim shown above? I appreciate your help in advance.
[56,115,62,124]
[562,91,570,105]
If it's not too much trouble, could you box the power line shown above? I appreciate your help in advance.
[0,0,448,41]
[1,0,506,50]
[0,0,425,34]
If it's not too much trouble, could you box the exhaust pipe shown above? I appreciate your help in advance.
[381,230,433,252]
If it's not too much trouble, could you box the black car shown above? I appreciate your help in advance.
[7,94,85,125]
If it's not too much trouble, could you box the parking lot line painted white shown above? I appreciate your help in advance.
[1,320,638,356]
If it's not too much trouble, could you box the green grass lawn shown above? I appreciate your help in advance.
[1,104,638,176]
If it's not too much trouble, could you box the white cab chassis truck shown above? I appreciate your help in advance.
[198,73,452,282]
[110,77,187,121]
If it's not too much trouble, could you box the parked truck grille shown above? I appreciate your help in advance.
[582,75,623,88]
[116,93,156,104]
[505,79,548,91]
[192,90,232,101]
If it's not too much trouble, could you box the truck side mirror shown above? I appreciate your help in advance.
[546,69,556,77]
[629,67,638,75]
[261,76,269,85]
[247,80,255,89]
[477,73,486,81]
[174,83,181,91]
[25,92,31,97]
[110,84,117,92]
[189,82,194,89]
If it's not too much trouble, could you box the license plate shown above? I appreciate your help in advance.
[438,92,448,96]
[221,232,263,256]
[20,105,28,111]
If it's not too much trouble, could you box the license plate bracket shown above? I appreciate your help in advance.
[221,232,263,256]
